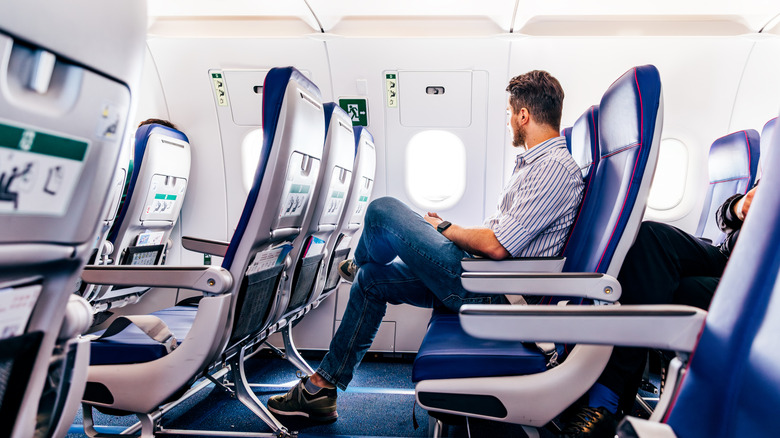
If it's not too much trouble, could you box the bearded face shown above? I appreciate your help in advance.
[509,109,526,148]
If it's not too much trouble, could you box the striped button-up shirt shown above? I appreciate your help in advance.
[483,136,584,258]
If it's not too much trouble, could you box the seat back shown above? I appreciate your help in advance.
[563,65,663,278]
[321,126,377,295]
[278,103,355,318]
[0,2,145,436]
[108,123,190,266]
[85,124,191,304]
[662,112,780,438]
[220,67,324,348]
[695,130,759,244]
[757,117,776,182]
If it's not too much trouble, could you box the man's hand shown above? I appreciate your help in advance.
[424,212,443,228]
[734,186,758,221]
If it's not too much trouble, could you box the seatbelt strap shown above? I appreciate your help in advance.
[90,315,178,353]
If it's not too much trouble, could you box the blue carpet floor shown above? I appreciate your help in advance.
[67,353,431,437]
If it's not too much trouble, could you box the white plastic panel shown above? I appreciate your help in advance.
[399,71,472,127]
[386,69,491,225]
[223,70,268,126]
[511,1,779,35]
[306,0,518,33]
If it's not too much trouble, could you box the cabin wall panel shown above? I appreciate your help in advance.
[324,37,510,353]
[509,37,754,233]
[730,37,780,143]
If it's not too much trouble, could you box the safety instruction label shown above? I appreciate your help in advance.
[0,284,41,340]
[212,72,229,107]
[0,120,89,216]
[385,73,398,108]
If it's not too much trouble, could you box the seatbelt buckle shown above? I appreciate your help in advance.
[162,334,178,353]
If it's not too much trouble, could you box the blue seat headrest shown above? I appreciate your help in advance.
[708,130,760,186]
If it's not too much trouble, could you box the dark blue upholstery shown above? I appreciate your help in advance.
[108,123,189,243]
[413,65,661,383]
[223,67,321,269]
[695,130,760,244]
[89,307,196,365]
[661,112,780,438]
[562,126,573,152]
[412,313,547,382]
[562,65,660,274]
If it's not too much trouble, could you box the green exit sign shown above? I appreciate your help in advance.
[339,98,369,127]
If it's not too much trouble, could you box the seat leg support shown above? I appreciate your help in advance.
[281,325,315,376]
[229,348,296,437]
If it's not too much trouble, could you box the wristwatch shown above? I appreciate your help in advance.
[437,220,452,233]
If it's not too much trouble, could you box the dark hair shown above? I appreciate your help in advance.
[138,118,177,130]
[506,70,564,131]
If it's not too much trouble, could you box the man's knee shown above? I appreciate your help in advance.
[365,196,407,225]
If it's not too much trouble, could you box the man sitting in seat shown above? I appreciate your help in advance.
[559,183,758,438]
[267,70,585,421]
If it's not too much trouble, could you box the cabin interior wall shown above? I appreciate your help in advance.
[130,20,780,353]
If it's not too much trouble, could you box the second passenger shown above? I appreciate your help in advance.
[267,70,585,421]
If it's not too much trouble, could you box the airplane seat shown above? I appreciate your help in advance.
[562,125,573,152]
[85,123,191,306]
[645,119,780,438]
[320,126,377,299]
[80,66,324,438]
[279,102,355,320]
[415,65,663,432]
[611,109,780,437]
[0,1,145,437]
[694,129,759,245]
[413,104,599,383]
[756,117,776,182]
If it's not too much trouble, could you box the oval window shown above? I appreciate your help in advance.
[241,128,264,193]
[405,130,466,210]
[648,138,688,211]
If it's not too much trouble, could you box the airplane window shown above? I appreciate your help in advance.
[648,138,688,211]
[241,128,264,193]
[405,130,466,210]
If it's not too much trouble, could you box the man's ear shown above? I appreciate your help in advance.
[519,108,530,124]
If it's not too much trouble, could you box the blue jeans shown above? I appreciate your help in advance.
[316,197,507,390]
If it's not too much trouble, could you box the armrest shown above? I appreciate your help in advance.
[81,265,233,295]
[617,416,677,438]
[181,236,229,257]
[461,272,621,302]
[461,257,565,273]
[459,304,706,353]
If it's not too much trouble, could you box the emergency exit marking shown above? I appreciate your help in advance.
[339,98,369,127]
[385,73,398,108]
[211,72,229,107]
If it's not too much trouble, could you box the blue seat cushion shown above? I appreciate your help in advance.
[412,313,548,382]
[90,306,197,366]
